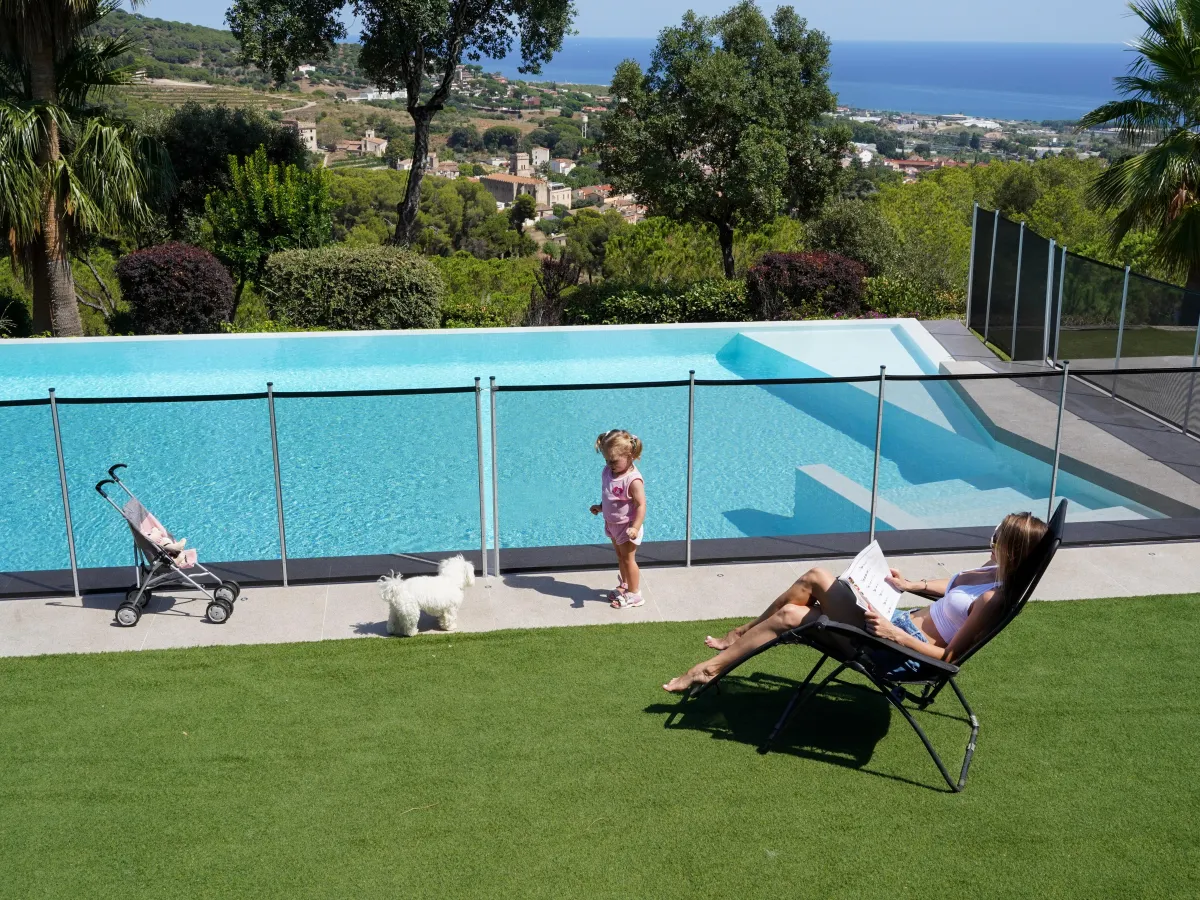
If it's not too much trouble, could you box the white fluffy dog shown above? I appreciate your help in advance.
[379,555,476,637]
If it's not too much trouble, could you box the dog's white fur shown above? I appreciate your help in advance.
[379,555,476,637]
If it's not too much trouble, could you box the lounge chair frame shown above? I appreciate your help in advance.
[668,500,1067,792]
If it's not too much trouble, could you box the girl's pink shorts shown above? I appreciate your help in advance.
[605,522,644,545]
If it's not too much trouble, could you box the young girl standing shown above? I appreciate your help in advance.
[590,429,647,609]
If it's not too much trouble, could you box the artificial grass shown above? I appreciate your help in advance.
[2,596,1199,899]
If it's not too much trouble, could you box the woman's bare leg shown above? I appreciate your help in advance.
[668,568,861,693]
[704,567,833,650]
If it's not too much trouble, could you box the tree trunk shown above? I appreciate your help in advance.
[394,109,435,246]
[717,220,736,280]
[30,37,83,337]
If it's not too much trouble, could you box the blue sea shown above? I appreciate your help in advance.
[483,38,1129,121]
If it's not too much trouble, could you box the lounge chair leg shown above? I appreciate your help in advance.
[758,657,840,755]
[948,677,980,790]
[876,674,976,792]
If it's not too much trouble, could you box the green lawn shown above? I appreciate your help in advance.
[1059,327,1198,360]
[3,596,1198,899]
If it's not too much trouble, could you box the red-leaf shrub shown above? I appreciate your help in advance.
[745,251,867,320]
[116,243,235,335]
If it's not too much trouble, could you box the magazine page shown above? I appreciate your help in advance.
[839,540,903,619]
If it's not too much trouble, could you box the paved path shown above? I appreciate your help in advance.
[3,542,1198,658]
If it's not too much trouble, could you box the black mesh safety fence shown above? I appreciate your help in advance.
[984,216,1022,355]
[968,209,995,335]
[1055,251,1126,394]
[1014,227,1054,361]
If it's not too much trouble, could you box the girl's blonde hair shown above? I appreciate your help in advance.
[992,511,1049,587]
[595,429,643,462]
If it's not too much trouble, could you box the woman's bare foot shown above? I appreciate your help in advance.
[704,628,741,651]
[663,665,716,693]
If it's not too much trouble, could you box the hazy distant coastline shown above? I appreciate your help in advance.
[485,38,1128,121]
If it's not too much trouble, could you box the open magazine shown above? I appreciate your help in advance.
[838,540,903,620]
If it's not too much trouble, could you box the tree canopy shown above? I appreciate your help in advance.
[602,2,847,278]
[1078,0,1200,290]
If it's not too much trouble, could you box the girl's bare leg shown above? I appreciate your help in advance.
[704,567,832,650]
[610,538,626,591]
[668,568,860,692]
[618,541,640,593]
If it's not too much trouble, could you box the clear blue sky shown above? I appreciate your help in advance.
[134,0,1138,43]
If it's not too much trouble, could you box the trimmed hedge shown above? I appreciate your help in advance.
[262,246,444,330]
[746,251,867,320]
[116,243,235,335]
[563,279,751,325]
[864,275,965,319]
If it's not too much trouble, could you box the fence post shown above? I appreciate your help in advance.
[869,366,886,543]
[1053,245,1067,364]
[1048,362,1070,520]
[984,209,1000,342]
[474,378,489,578]
[965,202,979,328]
[266,382,289,587]
[1112,266,1130,398]
[685,370,695,568]
[1184,322,1200,435]
[1042,239,1056,363]
[489,376,501,578]
[1010,221,1025,359]
[48,389,80,598]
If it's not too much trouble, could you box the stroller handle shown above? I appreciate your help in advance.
[108,463,128,480]
[95,478,117,498]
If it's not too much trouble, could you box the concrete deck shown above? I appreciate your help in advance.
[3,542,1198,658]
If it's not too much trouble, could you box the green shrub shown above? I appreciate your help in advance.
[432,254,537,328]
[263,246,444,330]
[563,279,750,325]
[864,274,965,319]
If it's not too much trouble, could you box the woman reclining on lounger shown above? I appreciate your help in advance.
[664,512,1048,693]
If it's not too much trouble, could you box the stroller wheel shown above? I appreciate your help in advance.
[126,588,151,609]
[213,581,239,605]
[115,602,141,628]
[206,599,233,624]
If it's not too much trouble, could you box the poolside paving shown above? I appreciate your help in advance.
[2,541,1197,657]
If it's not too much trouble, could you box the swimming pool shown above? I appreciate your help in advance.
[0,320,1164,574]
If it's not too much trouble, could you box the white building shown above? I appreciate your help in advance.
[531,146,551,167]
[550,158,576,175]
[297,64,317,75]
[351,86,408,103]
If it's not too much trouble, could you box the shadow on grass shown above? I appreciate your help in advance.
[647,671,961,793]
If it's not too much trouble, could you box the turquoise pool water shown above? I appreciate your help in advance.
[0,322,1162,573]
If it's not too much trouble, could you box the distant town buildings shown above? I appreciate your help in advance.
[510,152,533,177]
[530,146,550,168]
[392,152,438,172]
[296,64,317,75]
[351,86,407,103]
[479,173,571,209]
[550,158,576,175]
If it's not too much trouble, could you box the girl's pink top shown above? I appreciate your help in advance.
[602,465,643,526]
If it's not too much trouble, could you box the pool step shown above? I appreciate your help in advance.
[796,465,1147,529]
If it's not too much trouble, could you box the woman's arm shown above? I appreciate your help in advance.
[863,589,999,664]
[886,569,949,599]
[626,479,646,537]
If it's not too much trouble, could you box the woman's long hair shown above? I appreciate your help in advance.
[993,512,1049,598]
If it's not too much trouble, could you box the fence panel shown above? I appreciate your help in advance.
[985,216,1022,354]
[968,211,995,335]
[494,384,688,549]
[274,390,480,560]
[875,375,1059,533]
[1014,229,1052,361]
[1057,252,1127,394]
[693,380,873,540]
[0,401,70,574]
[56,397,278,570]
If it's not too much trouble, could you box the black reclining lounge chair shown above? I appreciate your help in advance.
[669,500,1067,792]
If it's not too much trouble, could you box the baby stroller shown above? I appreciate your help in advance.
[95,464,242,627]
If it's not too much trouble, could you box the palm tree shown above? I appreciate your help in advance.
[1079,0,1200,293]
[0,0,169,335]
